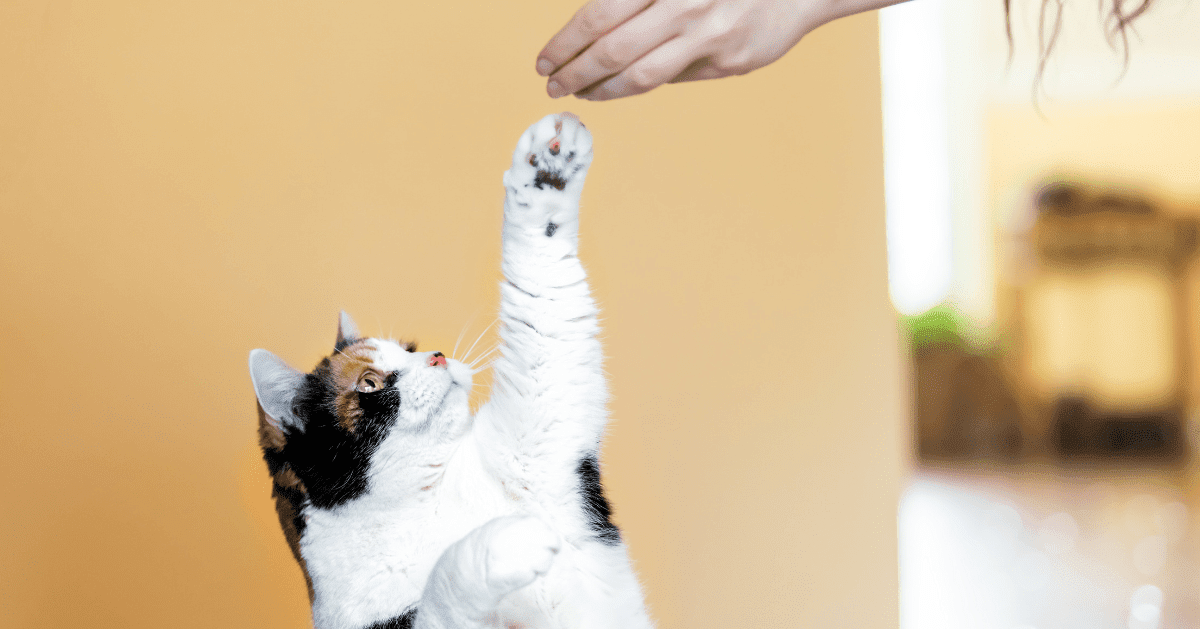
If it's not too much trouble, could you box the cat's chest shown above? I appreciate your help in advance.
[303,497,483,572]
[300,457,512,604]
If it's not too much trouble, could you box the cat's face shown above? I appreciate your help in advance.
[316,336,473,435]
[249,312,473,511]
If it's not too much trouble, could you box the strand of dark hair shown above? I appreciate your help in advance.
[1003,0,1157,99]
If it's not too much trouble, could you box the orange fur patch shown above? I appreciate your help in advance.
[328,340,381,433]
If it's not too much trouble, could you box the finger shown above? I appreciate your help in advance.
[546,1,681,98]
[536,0,656,78]
[577,35,707,101]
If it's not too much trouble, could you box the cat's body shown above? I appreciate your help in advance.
[249,114,653,629]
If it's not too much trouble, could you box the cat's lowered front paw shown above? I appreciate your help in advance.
[482,515,561,600]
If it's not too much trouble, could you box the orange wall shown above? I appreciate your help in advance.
[0,2,904,627]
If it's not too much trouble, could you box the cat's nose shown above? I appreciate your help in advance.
[428,352,447,368]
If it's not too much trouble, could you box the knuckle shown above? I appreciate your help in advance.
[676,0,715,18]
[709,49,746,75]
[700,12,745,47]
[554,67,582,93]
[704,13,736,37]
[592,42,624,71]
[626,66,658,91]
[575,6,606,36]
[724,60,753,75]
[703,30,732,51]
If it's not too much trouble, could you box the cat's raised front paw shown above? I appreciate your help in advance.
[508,113,593,196]
[482,515,561,599]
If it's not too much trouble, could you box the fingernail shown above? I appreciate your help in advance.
[536,59,554,76]
[547,80,564,98]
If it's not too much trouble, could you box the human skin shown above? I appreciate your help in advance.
[537,0,911,101]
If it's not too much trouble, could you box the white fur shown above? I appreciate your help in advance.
[257,115,653,629]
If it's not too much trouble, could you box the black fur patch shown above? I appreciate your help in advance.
[273,478,309,536]
[545,222,558,237]
[366,608,416,629]
[534,170,567,191]
[262,444,289,477]
[577,454,621,545]
[276,363,402,509]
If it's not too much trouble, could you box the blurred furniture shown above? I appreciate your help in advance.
[914,339,1023,462]
[1014,183,1197,462]
[915,183,1198,465]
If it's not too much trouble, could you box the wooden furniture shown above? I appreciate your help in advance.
[915,183,1198,465]
[1012,183,1197,462]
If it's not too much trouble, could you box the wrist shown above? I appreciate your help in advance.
[805,0,912,31]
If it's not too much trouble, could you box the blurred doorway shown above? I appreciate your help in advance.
[880,0,1200,626]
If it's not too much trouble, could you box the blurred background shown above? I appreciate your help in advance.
[883,1,1200,627]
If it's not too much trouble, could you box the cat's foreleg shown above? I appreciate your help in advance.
[480,113,606,460]
[415,516,561,629]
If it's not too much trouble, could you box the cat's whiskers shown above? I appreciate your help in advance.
[468,359,496,377]
[467,344,499,370]
[469,359,497,376]
[451,315,479,361]
[461,318,497,366]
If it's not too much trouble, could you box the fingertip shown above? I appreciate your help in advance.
[547,80,567,99]
[536,58,555,77]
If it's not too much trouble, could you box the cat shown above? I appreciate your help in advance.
[248,113,654,629]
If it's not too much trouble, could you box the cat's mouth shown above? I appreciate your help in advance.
[445,359,474,390]
[425,380,462,421]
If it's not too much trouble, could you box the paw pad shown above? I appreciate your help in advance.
[534,170,568,191]
[511,113,593,195]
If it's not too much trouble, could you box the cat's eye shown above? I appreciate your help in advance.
[356,372,383,393]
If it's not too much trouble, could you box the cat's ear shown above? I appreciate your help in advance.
[249,349,306,431]
[335,310,360,351]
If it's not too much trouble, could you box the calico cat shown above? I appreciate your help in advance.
[249,113,654,629]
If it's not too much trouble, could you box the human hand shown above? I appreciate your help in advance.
[536,0,907,101]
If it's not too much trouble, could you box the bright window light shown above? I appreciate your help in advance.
[880,0,954,316]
